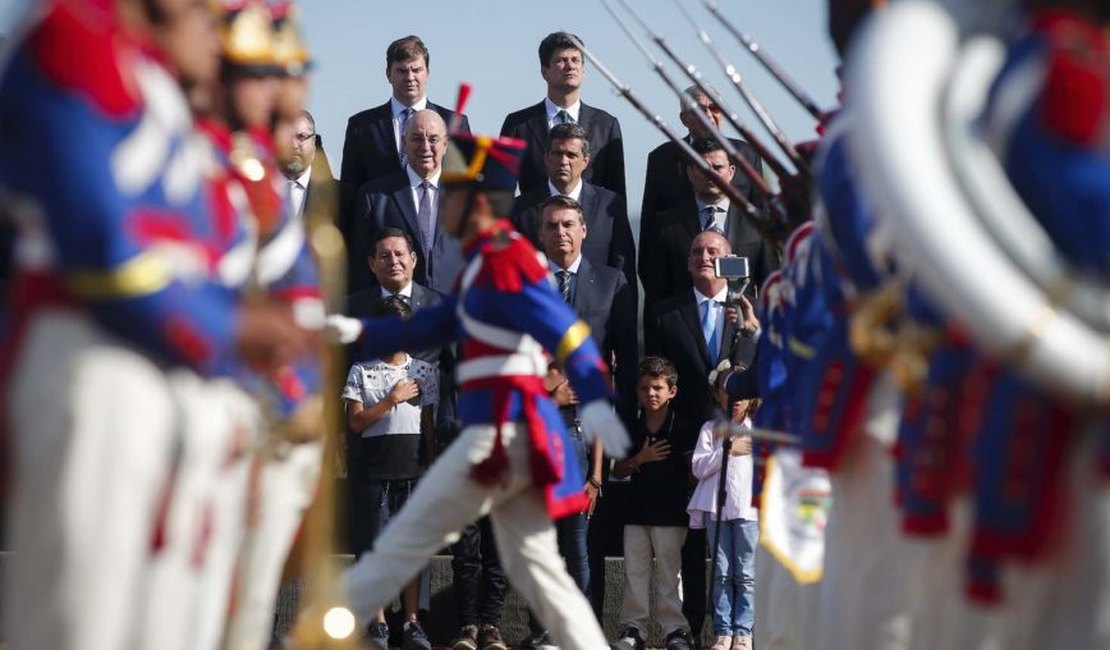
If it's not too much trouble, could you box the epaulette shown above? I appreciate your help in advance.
[29,0,142,117]
[473,231,548,292]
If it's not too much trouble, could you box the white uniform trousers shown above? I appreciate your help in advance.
[1000,432,1110,650]
[619,525,688,639]
[224,438,324,650]
[814,373,911,650]
[4,311,182,650]
[343,422,608,650]
[752,545,820,650]
[903,500,1001,650]
[135,378,257,650]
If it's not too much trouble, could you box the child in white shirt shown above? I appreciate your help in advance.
[689,382,761,650]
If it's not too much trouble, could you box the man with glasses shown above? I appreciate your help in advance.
[351,109,464,296]
[283,109,336,221]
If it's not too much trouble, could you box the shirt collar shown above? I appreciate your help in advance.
[544,97,581,124]
[547,178,583,201]
[391,96,428,117]
[694,284,728,305]
[293,167,312,188]
[549,253,583,275]
[405,165,441,188]
[379,281,413,298]
[695,198,730,214]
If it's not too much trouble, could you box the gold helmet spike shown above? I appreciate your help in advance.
[269,1,313,77]
[216,0,277,72]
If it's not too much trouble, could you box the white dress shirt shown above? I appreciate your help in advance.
[547,178,583,202]
[695,197,731,232]
[687,416,759,527]
[544,97,581,129]
[695,284,728,343]
[287,167,312,219]
[379,282,413,300]
[391,96,429,155]
[405,165,441,245]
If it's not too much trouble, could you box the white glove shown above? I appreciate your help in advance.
[579,400,631,458]
[324,314,364,344]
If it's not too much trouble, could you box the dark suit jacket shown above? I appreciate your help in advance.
[350,171,465,297]
[563,256,638,425]
[338,100,470,244]
[510,182,637,296]
[639,199,776,310]
[500,101,625,198]
[638,138,764,309]
[645,290,756,421]
[639,137,763,239]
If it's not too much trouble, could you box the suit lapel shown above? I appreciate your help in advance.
[392,180,423,249]
[374,103,401,169]
[718,307,737,365]
[579,183,601,234]
[679,293,712,366]
[573,257,597,311]
[526,102,548,154]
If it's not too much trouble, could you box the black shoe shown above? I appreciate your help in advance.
[521,630,559,650]
[665,628,694,650]
[478,624,507,650]
[366,621,390,650]
[611,626,645,650]
[450,625,479,650]
[402,620,432,650]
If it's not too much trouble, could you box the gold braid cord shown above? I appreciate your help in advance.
[288,157,363,649]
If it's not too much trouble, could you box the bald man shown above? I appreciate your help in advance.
[351,109,465,295]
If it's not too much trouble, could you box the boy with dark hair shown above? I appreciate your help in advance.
[342,295,439,650]
[611,357,699,650]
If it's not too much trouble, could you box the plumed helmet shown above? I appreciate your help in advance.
[441,133,528,192]
[214,0,279,75]
[268,0,312,77]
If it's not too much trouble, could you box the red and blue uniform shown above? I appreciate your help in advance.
[957,8,1109,602]
[0,0,240,378]
[349,220,613,517]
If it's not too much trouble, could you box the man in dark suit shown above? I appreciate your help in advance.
[518,195,637,648]
[339,36,470,241]
[639,87,765,309]
[282,110,337,222]
[510,122,636,295]
[640,138,776,312]
[645,229,759,643]
[500,32,625,198]
[343,227,467,646]
[350,109,465,296]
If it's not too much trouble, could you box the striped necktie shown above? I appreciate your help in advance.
[556,269,572,304]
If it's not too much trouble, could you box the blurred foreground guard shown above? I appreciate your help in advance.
[845,0,1110,648]
[0,0,308,648]
[328,112,631,649]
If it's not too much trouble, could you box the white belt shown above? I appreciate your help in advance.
[457,353,549,383]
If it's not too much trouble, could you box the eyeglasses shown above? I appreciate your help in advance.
[406,134,443,146]
[293,132,316,144]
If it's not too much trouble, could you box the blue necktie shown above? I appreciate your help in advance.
[399,107,415,165]
[701,300,718,359]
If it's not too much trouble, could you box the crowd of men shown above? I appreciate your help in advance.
[1,0,1108,649]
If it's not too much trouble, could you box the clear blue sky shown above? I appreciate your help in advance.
[0,0,839,218]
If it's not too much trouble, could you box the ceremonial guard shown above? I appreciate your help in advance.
[329,118,630,649]
[846,0,1110,647]
[0,1,307,648]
